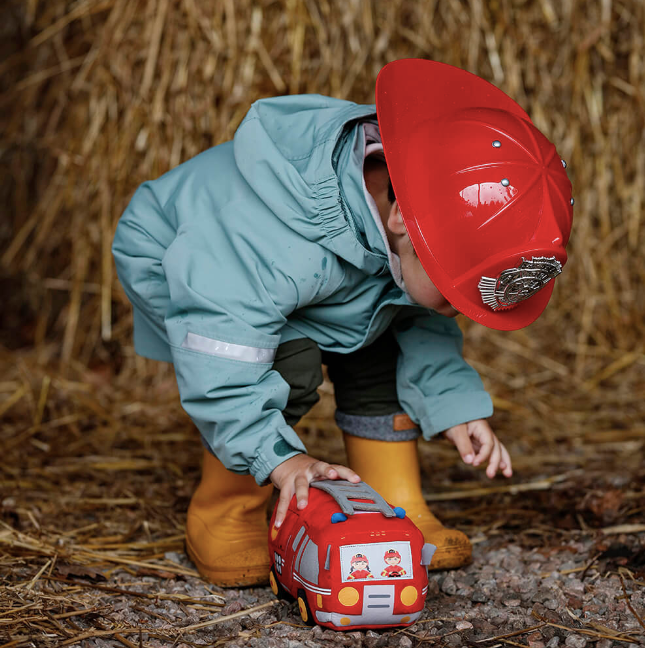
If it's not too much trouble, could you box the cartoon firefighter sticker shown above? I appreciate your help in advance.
[347,553,374,580]
[381,548,407,577]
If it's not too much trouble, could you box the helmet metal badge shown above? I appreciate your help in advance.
[478,256,563,311]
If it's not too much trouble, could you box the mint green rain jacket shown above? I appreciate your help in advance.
[113,95,493,485]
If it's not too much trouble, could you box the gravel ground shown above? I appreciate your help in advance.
[37,531,643,648]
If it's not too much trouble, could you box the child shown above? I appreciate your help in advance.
[348,554,374,580]
[112,59,573,587]
[382,549,406,578]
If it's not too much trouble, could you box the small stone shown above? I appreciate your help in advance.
[445,634,462,647]
[363,630,379,648]
[491,611,509,626]
[565,636,587,648]
[287,641,306,648]
[398,637,413,648]
[564,579,585,595]
[472,590,488,603]
[456,621,473,631]
[471,619,497,635]
[544,599,560,610]
[541,627,557,641]
[546,641,560,648]
[503,598,522,607]
[441,575,457,595]
[596,641,612,648]
[222,601,244,615]
[218,620,243,635]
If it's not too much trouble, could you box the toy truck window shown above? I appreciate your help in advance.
[339,541,414,583]
[298,538,320,585]
[292,525,306,551]
[295,534,309,572]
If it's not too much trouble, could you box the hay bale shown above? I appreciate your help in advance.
[0,0,644,424]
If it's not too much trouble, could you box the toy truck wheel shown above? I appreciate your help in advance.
[296,589,315,626]
[269,567,290,601]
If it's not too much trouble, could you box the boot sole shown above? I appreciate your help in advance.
[185,535,270,588]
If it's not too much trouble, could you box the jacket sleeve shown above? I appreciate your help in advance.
[392,307,493,438]
[161,222,307,486]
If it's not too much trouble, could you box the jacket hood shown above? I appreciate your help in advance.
[233,95,389,275]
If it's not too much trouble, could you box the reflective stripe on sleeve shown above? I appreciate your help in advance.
[181,331,276,364]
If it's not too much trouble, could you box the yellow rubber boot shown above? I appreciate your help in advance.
[343,433,472,570]
[185,450,273,587]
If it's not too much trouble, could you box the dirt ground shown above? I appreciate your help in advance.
[1,358,644,648]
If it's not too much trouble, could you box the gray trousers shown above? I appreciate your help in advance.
[275,332,419,442]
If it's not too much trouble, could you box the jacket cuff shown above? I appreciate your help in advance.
[418,391,494,438]
[249,426,307,486]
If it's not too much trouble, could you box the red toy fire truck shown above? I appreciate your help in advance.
[268,480,437,630]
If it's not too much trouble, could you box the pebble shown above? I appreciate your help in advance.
[472,590,488,603]
[442,575,458,595]
[456,621,473,630]
[491,611,509,626]
[222,600,244,615]
[398,637,413,648]
[528,640,545,648]
[544,599,560,610]
[564,635,587,648]
[546,638,560,648]
[503,598,522,607]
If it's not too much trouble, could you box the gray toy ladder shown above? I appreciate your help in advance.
[311,480,396,518]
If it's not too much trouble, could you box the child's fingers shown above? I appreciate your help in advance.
[486,439,502,478]
[447,425,476,464]
[294,474,311,509]
[274,485,294,528]
[471,427,494,466]
[309,460,333,479]
[331,464,361,482]
[499,443,513,477]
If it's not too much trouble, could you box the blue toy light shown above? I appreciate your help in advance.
[331,512,348,524]
[393,507,406,519]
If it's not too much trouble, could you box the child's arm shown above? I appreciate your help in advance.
[270,455,361,527]
[392,308,494,435]
[392,309,512,478]
[443,419,512,478]
[160,219,310,488]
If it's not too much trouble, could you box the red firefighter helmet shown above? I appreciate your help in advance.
[384,549,401,560]
[351,553,369,565]
[375,59,573,330]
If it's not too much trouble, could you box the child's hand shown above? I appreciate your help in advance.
[443,419,513,478]
[270,454,360,528]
